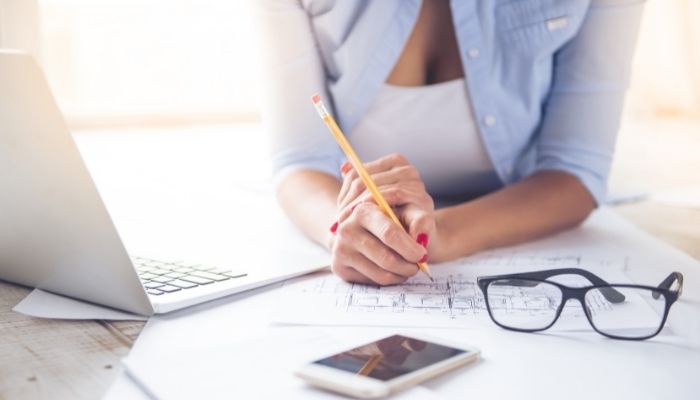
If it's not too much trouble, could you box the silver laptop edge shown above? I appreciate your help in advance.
[0,51,325,316]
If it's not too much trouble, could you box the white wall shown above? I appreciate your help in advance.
[38,0,260,123]
[625,0,700,117]
[6,0,699,124]
[0,0,40,58]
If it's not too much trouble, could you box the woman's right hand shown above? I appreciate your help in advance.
[328,154,435,285]
[329,201,427,285]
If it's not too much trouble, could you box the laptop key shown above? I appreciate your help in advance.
[152,276,174,284]
[179,275,214,285]
[192,265,217,271]
[153,268,174,276]
[147,289,164,295]
[144,281,165,289]
[165,272,187,279]
[172,267,195,273]
[158,285,181,293]
[190,271,230,282]
[139,272,158,280]
[221,271,248,279]
[169,279,198,289]
[146,261,167,267]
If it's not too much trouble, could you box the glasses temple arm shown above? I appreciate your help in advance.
[653,272,684,299]
[485,268,626,303]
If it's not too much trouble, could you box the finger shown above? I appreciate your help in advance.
[336,199,364,226]
[340,161,352,176]
[352,227,419,278]
[330,263,376,285]
[337,182,433,227]
[373,183,433,210]
[331,239,408,285]
[352,202,426,265]
[400,204,436,249]
[346,252,410,286]
[336,210,419,278]
[337,172,363,209]
[338,165,422,210]
[337,153,411,204]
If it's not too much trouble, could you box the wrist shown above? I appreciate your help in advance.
[432,205,485,262]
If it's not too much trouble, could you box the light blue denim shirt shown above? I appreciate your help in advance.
[255,0,644,205]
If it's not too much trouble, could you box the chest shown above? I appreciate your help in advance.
[386,0,464,86]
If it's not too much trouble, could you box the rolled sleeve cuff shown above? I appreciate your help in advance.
[271,154,344,189]
[533,149,610,207]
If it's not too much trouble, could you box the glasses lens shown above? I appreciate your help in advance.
[585,286,667,339]
[486,279,563,330]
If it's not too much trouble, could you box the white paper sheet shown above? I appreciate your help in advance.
[272,254,659,332]
[105,208,700,400]
[103,283,443,399]
[13,288,148,320]
[102,374,152,400]
[120,327,443,400]
[271,209,700,340]
[110,281,700,400]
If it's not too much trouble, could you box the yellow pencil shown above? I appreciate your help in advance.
[311,93,434,282]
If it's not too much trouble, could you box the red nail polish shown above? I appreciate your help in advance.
[330,221,339,234]
[419,254,428,263]
[417,233,429,247]
[340,162,351,175]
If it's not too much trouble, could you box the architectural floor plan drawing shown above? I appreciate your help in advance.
[273,250,658,331]
[315,252,619,315]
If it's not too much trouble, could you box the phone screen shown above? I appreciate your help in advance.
[313,335,468,382]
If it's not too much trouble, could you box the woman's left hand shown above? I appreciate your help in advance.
[335,154,439,260]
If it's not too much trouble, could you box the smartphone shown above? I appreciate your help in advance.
[295,334,480,399]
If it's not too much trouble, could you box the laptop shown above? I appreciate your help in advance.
[0,50,326,315]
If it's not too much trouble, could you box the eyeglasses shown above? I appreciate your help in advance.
[477,268,683,340]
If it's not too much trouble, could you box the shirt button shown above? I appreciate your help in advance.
[483,115,497,127]
[467,48,480,59]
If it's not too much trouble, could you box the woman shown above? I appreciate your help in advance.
[255,0,643,285]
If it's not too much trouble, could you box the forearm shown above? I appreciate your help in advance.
[433,171,596,262]
[276,169,341,250]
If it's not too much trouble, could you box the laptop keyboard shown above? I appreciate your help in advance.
[132,256,247,296]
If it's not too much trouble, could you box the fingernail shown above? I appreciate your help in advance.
[330,221,339,234]
[419,254,428,263]
[417,233,429,247]
[340,161,351,175]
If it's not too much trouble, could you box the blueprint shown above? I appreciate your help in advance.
[273,250,659,331]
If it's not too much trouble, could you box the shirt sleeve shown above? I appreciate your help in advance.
[252,0,344,186]
[533,0,645,205]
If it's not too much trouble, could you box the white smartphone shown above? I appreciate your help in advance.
[295,334,480,399]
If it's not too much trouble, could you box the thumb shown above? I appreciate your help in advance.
[399,204,435,251]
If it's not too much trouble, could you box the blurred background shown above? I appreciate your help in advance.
[1,0,260,127]
[0,0,698,253]
[0,0,696,125]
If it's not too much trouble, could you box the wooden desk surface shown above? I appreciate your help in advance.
[2,118,698,399]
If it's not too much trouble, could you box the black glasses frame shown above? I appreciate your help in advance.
[476,268,684,340]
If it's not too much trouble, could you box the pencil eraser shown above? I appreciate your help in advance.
[311,93,321,104]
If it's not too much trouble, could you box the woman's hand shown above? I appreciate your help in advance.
[329,154,438,285]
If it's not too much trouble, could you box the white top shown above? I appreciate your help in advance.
[350,78,501,200]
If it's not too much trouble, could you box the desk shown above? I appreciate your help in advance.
[1,117,699,399]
